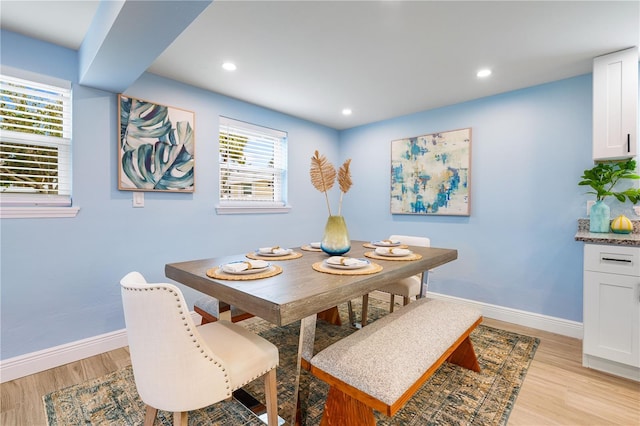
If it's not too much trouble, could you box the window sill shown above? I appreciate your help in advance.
[0,206,80,219]
[216,205,292,215]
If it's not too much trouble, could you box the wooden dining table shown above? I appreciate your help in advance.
[165,240,458,425]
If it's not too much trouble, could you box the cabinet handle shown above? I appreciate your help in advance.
[601,257,632,263]
[628,134,631,152]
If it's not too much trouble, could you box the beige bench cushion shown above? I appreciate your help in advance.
[310,298,481,406]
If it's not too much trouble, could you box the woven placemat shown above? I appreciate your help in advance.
[364,251,423,261]
[312,261,383,275]
[246,251,303,261]
[362,242,409,249]
[300,245,323,252]
[206,265,283,280]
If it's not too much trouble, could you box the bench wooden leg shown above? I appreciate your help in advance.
[320,386,376,426]
[447,335,480,372]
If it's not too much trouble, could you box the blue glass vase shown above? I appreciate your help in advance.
[321,215,351,255]
[589,200,611,233]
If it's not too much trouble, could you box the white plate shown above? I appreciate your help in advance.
[255,249,292,257]
[324,258,370,270]
[376,250,412,257]
[222,261,271,275]
[372,240,401,247]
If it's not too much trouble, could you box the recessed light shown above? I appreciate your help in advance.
[476,69,492,78]
[342,108,352,116]
[222,62,237,71]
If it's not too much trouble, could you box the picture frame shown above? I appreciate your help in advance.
[118,95,195,192]
[390,127,471,216]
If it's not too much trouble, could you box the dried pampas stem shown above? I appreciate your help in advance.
[337,159,352,215]
[310,150,336,215]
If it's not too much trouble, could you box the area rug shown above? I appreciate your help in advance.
[44,299,539,426]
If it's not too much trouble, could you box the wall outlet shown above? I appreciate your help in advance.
[586,200,595,216]
[133,192,144,208]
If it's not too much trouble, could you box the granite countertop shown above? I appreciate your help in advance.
[575,218,640,246]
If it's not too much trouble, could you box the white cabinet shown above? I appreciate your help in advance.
[583,244,640,381]
[592,47,638,161]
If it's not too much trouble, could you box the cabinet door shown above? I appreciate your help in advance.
[592,47,638,160]
[584,271,640,367]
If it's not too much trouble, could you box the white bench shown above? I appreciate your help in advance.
[309,298,483,425]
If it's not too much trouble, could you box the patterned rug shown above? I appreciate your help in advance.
[44,298,539,425]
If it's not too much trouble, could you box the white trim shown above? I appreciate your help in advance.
[0,206,80,219]
[427,292,583,339]
[0,329,127,383]
[216,205,291,214]
[583,354,640,382]
[1,298,581,383]
[0,312,202,383]
[0,65,71,90]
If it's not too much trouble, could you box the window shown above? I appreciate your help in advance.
[217,117,289,214]
[0,71,77,218]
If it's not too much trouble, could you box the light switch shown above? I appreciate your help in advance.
[586,200,595,216]
[133,192,144,208]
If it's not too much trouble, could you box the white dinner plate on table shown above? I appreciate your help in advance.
[375,248,413,257]
[371,240,401,247]
[222,261,271,275]
[324,258,370,270]
[255,248,293,256]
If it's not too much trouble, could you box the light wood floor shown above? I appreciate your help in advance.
[2,300,639,425]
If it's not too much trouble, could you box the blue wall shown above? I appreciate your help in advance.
[2,30,635,360]
[1,31,338,359]
[340,77,599,321]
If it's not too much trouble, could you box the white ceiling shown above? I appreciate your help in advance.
[1,1,638,130]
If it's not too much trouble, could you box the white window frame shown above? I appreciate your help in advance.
[0,67,78,218]
[216,116,290,214]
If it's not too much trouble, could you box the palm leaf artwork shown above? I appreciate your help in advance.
[310,150,352,215]
[119,96,194,191]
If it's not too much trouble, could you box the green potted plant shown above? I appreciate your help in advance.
[579,158,640,233]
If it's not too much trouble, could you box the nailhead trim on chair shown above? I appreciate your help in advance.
[122,284,233,396]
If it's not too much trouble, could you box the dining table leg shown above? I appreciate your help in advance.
[419,271,430,299]
[291,313,317,426]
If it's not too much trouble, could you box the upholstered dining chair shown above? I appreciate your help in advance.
[379,234,431,312]
[120,272,279,426]
[356,235,431,327]
[194,295,254,325]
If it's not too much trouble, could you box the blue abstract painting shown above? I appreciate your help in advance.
[118,95,195,192]
[391,128,471,216]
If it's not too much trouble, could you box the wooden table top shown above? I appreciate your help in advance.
[165,240,457,326]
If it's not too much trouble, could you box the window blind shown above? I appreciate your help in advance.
[219,117,287,205]
[0,74,72,206]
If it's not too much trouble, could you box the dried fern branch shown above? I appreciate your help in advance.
[310,150,336,215]
[337,159,352,215]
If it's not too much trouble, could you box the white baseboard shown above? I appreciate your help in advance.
[1,299,581,383]
[583,354,640,382]
[0,329,128,384]
[427,292,583,339]
[0,312,203,383]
